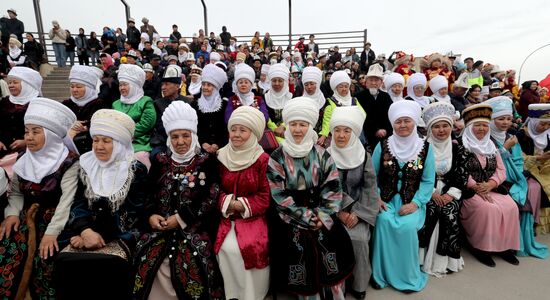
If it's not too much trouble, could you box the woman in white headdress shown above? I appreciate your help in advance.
[192,63,229,154]
[55,109,148,299]
[187,65,203,96]
[225,63,269,126]
[418,102,468,277]
[429,75,451,103]
[7,37,26,67]
[63,65,107,154]
[405,73,430,108]
[459,103,520,267]
[328,106,378,299]
[318,70,365,147]
[268,97,354,299]
[134,102,224,299]
[215,106,271,300]
[0,98,78,298]
[264,63,293,143]
[256,64,271,95]
[0,67,43,177]
[384,72,405,103]
[112,64,157,170]
[370,100,435,292]
[301,66,328,134]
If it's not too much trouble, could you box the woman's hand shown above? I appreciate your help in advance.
[316,135,327,146]
[161,215,179,231]
[274,126,286,138]
[399,202,418,216]
[9,139,26,152]
[0,141,6,151]
[378,199,387,212]
[311,216,323,230]
[39,234,59,259]
[503,136,518,150]
[70,235,84,249]
[0,216,20,240]
[149,214,166,230]
[80,228,105,250]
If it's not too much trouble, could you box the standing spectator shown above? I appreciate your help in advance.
[518,80,541,121]
[306,34,319,55]
[169,24,181,42]
[0,9,24,45]
[48,20,67,67]
[115,27,126,52]
[140,17,157,42]
[126,18,141,49]
[262,32,274,51]
[75,28,89,65]
[294,36,306,56]
[220,25,231,47]
[251,31,263,49]
[23,33,44,70]
[330,45,342,65]
[360,42,376,72]
[87,31,102,66]
[65,30,76,66]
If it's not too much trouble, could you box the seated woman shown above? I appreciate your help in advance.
[54,109,148,300]
[192,63,229,154]
[215,106,270,300]
[264,63,293,144]
[487,97,548,259]
[370,100,435,293]
[459,103,520,267]
[418,102,468,277]
[112,64,157,170]
[319,70,365,146]
[301,66,328,135]
[516,104,550,236]
[268,97,354,299]
[429,75,451,103]
[383,72,405,102]
[328,106,377,299]
[405,73,430,108]
[0,67,42,177]
[0,98,78,299]
[63,65,108,154]
[134,101,223,299]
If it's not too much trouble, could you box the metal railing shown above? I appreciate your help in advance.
[28,29,368,66]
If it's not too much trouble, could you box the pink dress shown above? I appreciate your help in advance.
[460,152,520,252]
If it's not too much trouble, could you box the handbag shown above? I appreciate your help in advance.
[259,129,279,152]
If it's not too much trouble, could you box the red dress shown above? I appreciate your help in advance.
[214,153,270,269]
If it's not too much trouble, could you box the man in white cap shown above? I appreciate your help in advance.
[356,64,394,150]
[0,9,24,45]
[150,65,189,155]
[450,72,470,113]
[143,63,161,99]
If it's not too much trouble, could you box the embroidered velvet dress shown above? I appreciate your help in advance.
[62,98,108,154]
[133,152,224,299]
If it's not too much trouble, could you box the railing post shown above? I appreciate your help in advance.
[32,0,47,63]
[288,0,292,49]
[363,28,368,45]
[120,0,131,24]
[201,0,208,35]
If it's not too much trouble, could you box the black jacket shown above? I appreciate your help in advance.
[356,89,393,151]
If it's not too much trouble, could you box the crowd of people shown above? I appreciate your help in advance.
[1,9,550,300]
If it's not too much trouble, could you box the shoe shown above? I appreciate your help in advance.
[348,289,366,299]
[402,290,416,294]
[370,279,382,290]
[498,250,519,265]
[472,249,496,267]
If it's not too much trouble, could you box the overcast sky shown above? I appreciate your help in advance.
[3,0,550,82]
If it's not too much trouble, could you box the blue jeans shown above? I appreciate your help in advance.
[90,51,99,66]
[53,43,66,67]
[66,50,75,66]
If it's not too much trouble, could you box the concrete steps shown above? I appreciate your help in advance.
[42,66,71,101]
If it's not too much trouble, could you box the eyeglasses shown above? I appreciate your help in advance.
[413,86,425,91]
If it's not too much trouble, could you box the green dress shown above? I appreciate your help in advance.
[112,96,156,152]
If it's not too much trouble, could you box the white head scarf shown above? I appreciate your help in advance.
[80,110,136,199]
[387,100,424,163]
[328,106,366,169]
[120,81,145,104]
[527,119,549,152]
[13,128,69,184]
[69,65,101,107]
[330,70,352,106]
[487,96,514,146]
[188,74,203,96]
[162,101,201,164]
[7,67,42,105]
[302,66,326,109]
[265,63,292,110]
[233,63,256,106]
[118,64,146,104]
[407,73,430,108]
[462,123,497,156]
[199,64,227,113]
[429,75,450,103]
[384,72,405,102]
[281,97,320,158]
[217,106,265,171]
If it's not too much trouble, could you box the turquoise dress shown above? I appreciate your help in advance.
[494,137,548,259]
[371,142,435,292]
